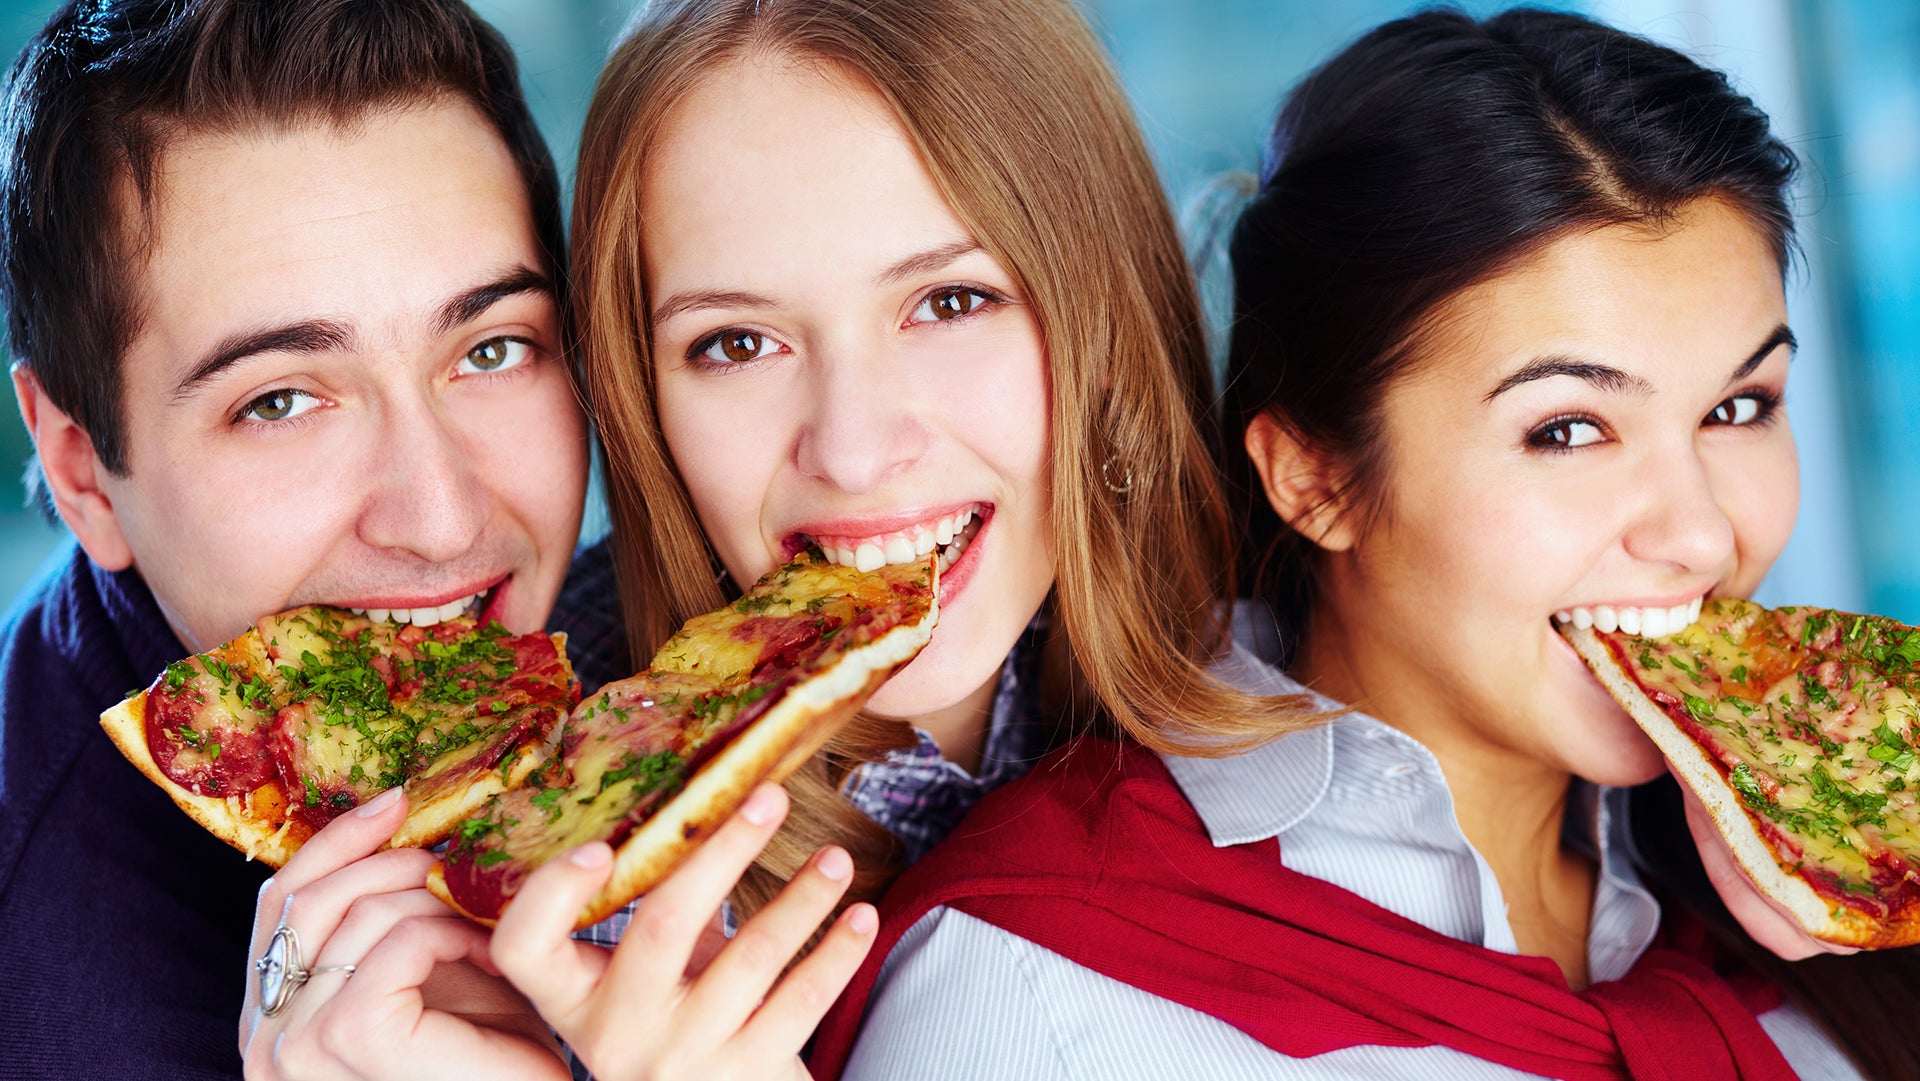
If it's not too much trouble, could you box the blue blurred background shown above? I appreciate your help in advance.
[0,0,1913,619]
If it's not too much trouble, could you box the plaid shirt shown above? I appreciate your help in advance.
[566,618,1054,1078]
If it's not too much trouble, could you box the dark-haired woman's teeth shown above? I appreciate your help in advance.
[1553,596,1703,636]
[347,589,488,627]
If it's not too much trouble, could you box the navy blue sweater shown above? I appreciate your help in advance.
[0,540,625,1079]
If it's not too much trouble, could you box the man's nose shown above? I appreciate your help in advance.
[356,396,491,563]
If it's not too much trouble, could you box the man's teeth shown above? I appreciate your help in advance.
[347,589,487,627]
[1554,596,1704,637]
[815,504,982,574]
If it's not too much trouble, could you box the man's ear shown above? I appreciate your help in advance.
[12,363,134,570]
[1244,411,1357,553]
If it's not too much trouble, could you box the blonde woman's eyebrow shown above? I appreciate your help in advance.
[874,239,984,287]
[651,288,782,325]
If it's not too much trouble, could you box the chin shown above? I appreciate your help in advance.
[864,635,1001,720]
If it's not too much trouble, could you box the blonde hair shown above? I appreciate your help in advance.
[573,0,1318,917]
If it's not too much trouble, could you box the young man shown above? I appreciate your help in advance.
[0,3,621,1077]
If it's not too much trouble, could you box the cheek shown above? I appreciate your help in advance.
[657,370,783,576]
[1373,460,1595,622]
[472,373,589,543]
[1722,433,1800,589]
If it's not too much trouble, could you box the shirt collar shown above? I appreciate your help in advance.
[1161,638,1341,847]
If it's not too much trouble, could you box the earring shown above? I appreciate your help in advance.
[1102,457,1135,495]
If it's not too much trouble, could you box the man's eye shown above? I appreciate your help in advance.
[1706,395,1765,426]
[457,337,532,375]
[237,389,320,424]
[910,287,995,323]
[1529,416,1605,450]
[693,330,781,365]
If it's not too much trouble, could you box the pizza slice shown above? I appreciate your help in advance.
[100,607,574,866]
[1562,598,1920,947]
[429,550,938,927]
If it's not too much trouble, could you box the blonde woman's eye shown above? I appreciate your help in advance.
[910,287,994,323]
[236,388,320,424]
[1526,415,1605,451]
[457,337,532,375]
[693,330,781,365]
[1706,395,1764,426]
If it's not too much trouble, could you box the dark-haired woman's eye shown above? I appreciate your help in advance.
[1526,415,1605,451]
[692,329,781,365]
[1704,392,1776,427]
[909,286,997,324]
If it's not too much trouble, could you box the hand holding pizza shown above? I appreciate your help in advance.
[1674,774,1861,961]
[240,789,569,1081]
[491,781,879,1081]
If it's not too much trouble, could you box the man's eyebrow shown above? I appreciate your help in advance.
[1731,324,1796,381]
[434,266,554,336]
[875,240,984,287]
[174,320,353,400]
[1483,356,1655,403]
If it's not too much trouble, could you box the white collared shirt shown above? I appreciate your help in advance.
[843,634,1861,1081]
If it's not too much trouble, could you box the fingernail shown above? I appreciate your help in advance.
[740,784,781,827]
[816,847,852,881]
[356,788,402,817]
[568,842,611,868]
[847,904,877,934]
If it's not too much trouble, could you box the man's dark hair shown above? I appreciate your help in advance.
[1,0,565,499]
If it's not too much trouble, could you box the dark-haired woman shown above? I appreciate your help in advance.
[810,9,1904,1080]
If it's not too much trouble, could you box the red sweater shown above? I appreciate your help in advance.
[811,737,1795,1081]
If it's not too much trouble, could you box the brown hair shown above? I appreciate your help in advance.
[1,0,563,498]
[573,0,1318,916]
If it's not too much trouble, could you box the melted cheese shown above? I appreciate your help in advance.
[1631,600,1920,896]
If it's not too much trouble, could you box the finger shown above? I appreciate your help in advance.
[680,843,855,1044]
[601,783,792,1005]
[251,789,411,958]
[734,900,877,1065]
[490,840,619,1025]
[312,888,455,970]
[334,916,571,1080]
[1674,776,1858,959]
[243,843,434,1041]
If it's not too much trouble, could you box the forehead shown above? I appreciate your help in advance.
[638,56,968,283]
[1411,199,1786,391]
[122,99,542,384]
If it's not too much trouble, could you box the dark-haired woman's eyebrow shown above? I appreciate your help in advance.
[1482,356,1653,403]
[1730,324,1796,382]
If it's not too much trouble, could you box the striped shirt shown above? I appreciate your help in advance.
[566,617,1053,1079]
[841,631,1862,1081]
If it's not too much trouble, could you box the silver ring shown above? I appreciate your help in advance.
[256,925,356,1018]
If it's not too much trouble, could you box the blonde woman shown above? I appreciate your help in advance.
[240,1,1311,1077]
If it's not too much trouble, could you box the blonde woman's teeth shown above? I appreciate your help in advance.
[814,504,983,573]
[1554,597,1704,637]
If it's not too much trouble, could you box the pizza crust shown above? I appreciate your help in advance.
[428,579,937,929]
[98,690,309,866]
[1564,623,1920,948]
